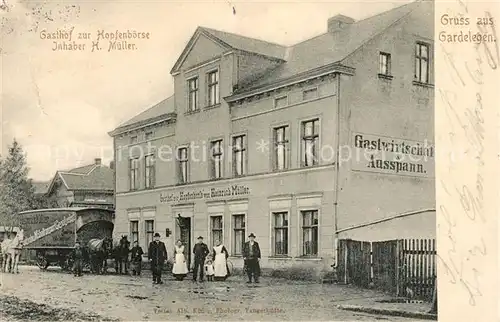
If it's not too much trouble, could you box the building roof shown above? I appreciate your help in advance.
[47,162,114,194]
[233,1,424,93]
[109,96,176,136]
[32,181,50,195]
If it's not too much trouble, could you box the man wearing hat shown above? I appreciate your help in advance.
[148,233,168,284]
[242,233,261,283]
[192,236,209,282]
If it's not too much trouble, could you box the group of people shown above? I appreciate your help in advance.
[0,232,22,274]
[146,232,262,285]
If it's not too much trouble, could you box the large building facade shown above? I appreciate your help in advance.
[110,1,435,278]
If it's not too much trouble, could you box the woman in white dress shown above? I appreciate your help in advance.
[172,240,188,281]
[212,240,229,281]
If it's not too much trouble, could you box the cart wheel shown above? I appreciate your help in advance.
[36,254,49,270]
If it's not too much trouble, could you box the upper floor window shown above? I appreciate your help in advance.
[301,119,320,167]
[145,154,156,189]
[188,77,199,112]
[130,136,138,144]
[210,139,223,179]
[129,158,140,190]
[303,88,318,101]
[207,70,220,106]
[379,52,391,75]
[232,135,246,176]
[274,96,287,108]
[145,131,153,141]
[415,43,430,83]
[273,125,289,171]
[177,147,189,183]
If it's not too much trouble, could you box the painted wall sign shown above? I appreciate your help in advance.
[351,133,435,177]
[160,185,250,203]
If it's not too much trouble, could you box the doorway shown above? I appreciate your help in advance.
[176,216,192,270]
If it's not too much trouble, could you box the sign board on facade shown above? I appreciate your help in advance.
[351,133,435,178]
[160,184,250,204]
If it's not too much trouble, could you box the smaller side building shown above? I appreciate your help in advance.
[45,158,115,209]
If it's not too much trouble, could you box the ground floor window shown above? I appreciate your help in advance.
[301,210,318,256]
[210,215,223,247]
[145,220,154,246]
[232,214,245,255]
[130,220,139,244]
[272,212,289,256]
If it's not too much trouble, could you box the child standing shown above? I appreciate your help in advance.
[204,255,214,281]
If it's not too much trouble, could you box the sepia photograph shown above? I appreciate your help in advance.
[1,0,496,321]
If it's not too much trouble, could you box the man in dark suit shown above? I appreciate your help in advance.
[192,236,209,282]
[242,233,261,283]
[148,233,167,284]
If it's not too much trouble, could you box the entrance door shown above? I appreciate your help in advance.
[177,216,192,270]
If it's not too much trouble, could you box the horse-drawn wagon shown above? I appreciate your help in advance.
[18,207,115,273]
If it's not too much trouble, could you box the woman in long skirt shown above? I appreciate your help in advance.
[212,240,229,281]
[172,240,188,281]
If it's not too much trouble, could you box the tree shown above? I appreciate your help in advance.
[0,139,37,229]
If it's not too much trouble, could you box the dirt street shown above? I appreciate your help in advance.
[1,266,424,321]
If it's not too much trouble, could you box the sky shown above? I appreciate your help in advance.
[1,0,412,181]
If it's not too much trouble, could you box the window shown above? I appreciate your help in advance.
[273,125,289,170]
[210,216,223,247]
[145,132,153,141]
[232,214,245,256]
[301,210,319,256]
[145,220,154,247]
[379,52,391,75]
[210,139,223,179]
[415,43,430,83]
[129,158,140,190]
[232,135,246,176]
[303,88,318,101]
[274,96,288,108]
[301,119,320,167]
[145,154,155,189]
[187,77,199,112]
[177,147,189,183]
[207,70,220,106]
[130,136,138,144]
[130,220,139,244]
[272,212,288,256]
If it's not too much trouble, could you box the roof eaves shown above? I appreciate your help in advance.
[108,112,177,137]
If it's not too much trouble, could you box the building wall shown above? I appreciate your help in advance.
[336,4,435,239]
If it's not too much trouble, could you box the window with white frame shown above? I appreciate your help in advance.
[145,154,155,189]
[210,139,223,179]
[379,52,391,75]
[301,210,318,256]
[207,70,220,106]
[210,215,223,247]
[177,147,189,183]
[274,96,287,108]
[145,219,154,247]
[415,43,430,83]
[303,88,318,100]
[273,125,289,171]
[301,119,320,167]
[232,135,246,176]
[232,214,245,255]
[129,158,140,190]
[188,77,199,112]
[272,212,289,256]
[130,220,139,244]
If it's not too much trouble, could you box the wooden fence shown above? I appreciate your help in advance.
[337,238,436,301]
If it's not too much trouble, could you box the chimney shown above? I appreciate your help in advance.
[109,160,115,170]
[327,14,355,33]
[95,158,102,165]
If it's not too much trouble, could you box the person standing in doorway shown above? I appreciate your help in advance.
[242,233,261,283]
[192,236,209,282]
[148,233,168,284]
[130,241,144,276]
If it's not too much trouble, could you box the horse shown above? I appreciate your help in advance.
[87,237,113,275]
[113,236,130,275]
[7,229,24,274]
